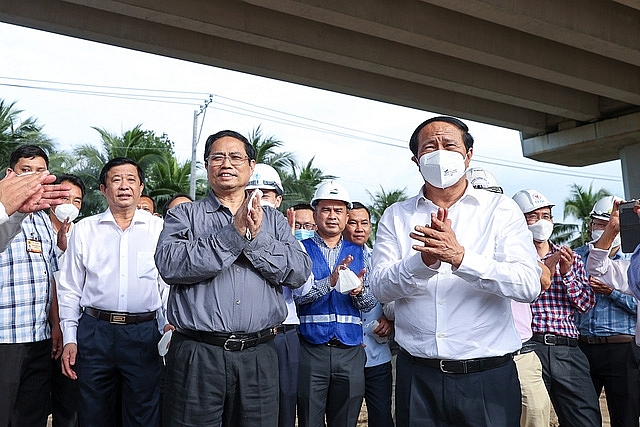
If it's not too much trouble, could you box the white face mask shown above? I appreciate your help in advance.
[591,229,621,249]
[53,203,80,223]
[260,200,276,209]
[528,219,554,242]
[419,150,466,189]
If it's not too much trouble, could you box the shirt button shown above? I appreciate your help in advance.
[438,301,444,305]
[236,300,241,305]
[437,333,445,338]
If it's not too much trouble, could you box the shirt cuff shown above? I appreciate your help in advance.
[61,324,78,346]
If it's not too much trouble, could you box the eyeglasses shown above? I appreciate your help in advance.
[207,153,249,167]
[525,213,552,222]
[295,222,316,231]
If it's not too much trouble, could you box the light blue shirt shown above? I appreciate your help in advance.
[575,245,637,337]
[361,246,392,367]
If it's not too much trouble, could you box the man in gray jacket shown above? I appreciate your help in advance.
[155,130,312,427]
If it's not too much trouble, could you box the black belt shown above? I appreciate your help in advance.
[276,324,298,333]
[324,337,356,349]
[401,348,512,374]
[84,307,156,325]
[578,334,634,345]
[513,340,536,356]
[531,333,578,347]
[176,327,277,351]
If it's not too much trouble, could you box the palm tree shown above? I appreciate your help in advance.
[147,156,208,213]
[560,183,611,248]
[367,186,409,241]
[248,125,295,172]
[92,125,172,177]
[71,126,178,215]
[0,99,55,169]
[281,157,336,210]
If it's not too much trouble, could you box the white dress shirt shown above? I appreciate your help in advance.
[371,185,540,359]
[57,209,168,345]
[586,244,631,294]
[0,202,27,252]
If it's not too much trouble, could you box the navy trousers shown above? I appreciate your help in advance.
[395,349,521,427]
[274,327,300,427]
[364,361,394,427]
[76,314,161,427]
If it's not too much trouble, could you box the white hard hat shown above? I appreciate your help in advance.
[590,195,624,221]
[512,189,555,214]
[465,167,503,194]
[310,180,352,209]
[246,164,283,195]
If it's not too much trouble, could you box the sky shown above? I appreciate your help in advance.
[0,22,625,223]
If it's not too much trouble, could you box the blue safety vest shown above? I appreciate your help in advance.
[298,239,364,346]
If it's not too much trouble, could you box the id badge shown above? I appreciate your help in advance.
[26,238,42,254]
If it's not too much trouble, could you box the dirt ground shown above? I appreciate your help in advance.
[356,392,611,426]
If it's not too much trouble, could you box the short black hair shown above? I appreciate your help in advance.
[162,193,193,216]
[9,145,49,169]
[409,116,474,157]
[99,157,145,186]
[292,203,314,212]
[203,130,256,164]
[139,194,156,211]
[54,174,86,198]
[349,201,371,218]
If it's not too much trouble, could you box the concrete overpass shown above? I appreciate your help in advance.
[2,0,639,196]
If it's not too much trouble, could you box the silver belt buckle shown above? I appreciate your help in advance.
[439,360,465,374]
[223,335,245,351]
[543,334,556,345]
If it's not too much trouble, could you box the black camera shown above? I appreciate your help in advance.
[619,200,640,253]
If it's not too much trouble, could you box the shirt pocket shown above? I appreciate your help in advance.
[137,251,158,280]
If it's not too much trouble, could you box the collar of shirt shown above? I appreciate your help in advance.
[98,207,154,227]
[414,184,483,211]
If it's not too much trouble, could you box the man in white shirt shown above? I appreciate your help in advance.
[57,158,168,427]
[371,116,540,426]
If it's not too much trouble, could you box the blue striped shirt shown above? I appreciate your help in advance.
[0,211,58,343]
[575,246,637,337]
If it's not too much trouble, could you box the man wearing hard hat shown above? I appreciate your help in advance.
[512,189,600,427]
[246,163,306,427]
[371,116,541,427]
[575,196,640,427]
[295,180,376,427]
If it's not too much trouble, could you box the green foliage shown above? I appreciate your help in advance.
[0,99,55,171]
[560,183,611,248]
[280,157,336,210]
[367,186,409,241]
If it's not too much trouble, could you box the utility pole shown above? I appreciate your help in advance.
[189,95,213,199]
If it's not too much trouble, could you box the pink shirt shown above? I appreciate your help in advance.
[511,301,533,343]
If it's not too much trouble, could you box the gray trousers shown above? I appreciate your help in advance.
[163,332,279,427]
[297,339,365,427]
[532,341,602,427]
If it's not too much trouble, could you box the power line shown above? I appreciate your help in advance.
[0,76,623,183]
